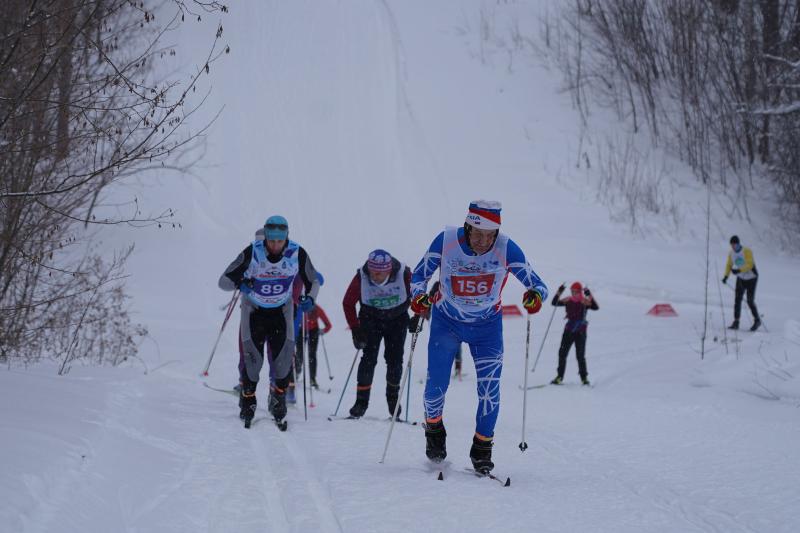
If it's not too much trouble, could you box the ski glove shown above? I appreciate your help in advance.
[731,268,740,275]
[557,283,566,294]
[298,295,315,312]
[351,327,367,350]
[410,293,432,315]
[722,276,728,284]
[408,314,423,334]
[239,278,255,294]
[522,290,543,314]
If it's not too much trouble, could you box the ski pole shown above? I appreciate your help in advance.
[520,315,532,452]
[404,343,413,423]
[332,348,360,417]
[531,295,559,373]
[714,261,729,355]
[321,332,333,380]
[380,319,422,464]
[202,290,240,376]
[302,313,309,419]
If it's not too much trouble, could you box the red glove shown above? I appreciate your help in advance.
[410,293,432,315]
[522,290,543,314]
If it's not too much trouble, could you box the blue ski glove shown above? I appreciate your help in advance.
[298,295,315,312]
[239,278,255,294]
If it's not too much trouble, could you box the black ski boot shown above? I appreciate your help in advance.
[470,436,494,474]
[581,376,591,386]
[387,383,401,420]
[424,420,447,463]
[750,318,761,332]
[240,382,257,428]
[728,319,740,330]
[268,388,287,422]
[349,386,370,418]
[550,376,563,385]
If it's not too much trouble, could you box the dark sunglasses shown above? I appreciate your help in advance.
[265,223,288,231]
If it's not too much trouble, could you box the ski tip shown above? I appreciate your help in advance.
[437,471,444,481]
[504,477,511,487]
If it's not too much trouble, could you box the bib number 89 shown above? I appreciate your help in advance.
[259,283,285,295]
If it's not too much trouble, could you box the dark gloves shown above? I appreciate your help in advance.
[731,269,740,275]
[409,314,423,334]
[298,295,314,312]
[583,288,591,297]
[239,278,255,294]
[351,327,367,350]
[722,276,728,284]
[557,283,566,295]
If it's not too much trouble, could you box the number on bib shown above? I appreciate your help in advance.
[451,273,494,297]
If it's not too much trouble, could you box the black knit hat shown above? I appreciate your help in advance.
[729,235,740,245]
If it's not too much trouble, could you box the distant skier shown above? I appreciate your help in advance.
[296,300,332,389]
[218,215,320,428]
[410,200,547,474]
[549,282,598,386]
[342,249,412,419]
[722,235,760,331]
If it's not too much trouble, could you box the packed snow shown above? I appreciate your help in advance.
[2,1,799,532]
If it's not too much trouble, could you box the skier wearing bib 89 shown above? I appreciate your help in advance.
[218,215,320,429]
[410,200,548,473]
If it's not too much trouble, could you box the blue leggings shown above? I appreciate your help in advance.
[424,308,504,438]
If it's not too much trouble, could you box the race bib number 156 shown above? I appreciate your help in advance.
[451,274,494,297]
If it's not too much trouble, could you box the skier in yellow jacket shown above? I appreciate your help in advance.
[722,235,761,331]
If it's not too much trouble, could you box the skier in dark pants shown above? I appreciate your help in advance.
[722,235,760,331]
[218,215,320,428]
[296,303,332,388]
[550,281,598,386]
[342,249,411,419]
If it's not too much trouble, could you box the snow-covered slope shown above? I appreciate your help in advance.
[2,1,799,532]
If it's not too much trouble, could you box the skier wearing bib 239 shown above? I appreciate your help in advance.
[218,215,320,429]
[410,200,548,473]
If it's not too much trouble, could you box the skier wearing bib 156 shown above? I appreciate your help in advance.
[410,200,548,473]
[342,249,412,419]
[218,215,320,428]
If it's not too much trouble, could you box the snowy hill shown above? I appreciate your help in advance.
[2,1,800,532]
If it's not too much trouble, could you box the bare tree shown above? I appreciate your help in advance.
[0,0,228,370]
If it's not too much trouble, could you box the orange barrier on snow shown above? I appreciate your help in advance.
[502,304,523,318]
[647,303,678,317]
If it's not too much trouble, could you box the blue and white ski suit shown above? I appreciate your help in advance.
[411,227,547,438]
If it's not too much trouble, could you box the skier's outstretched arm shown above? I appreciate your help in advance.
[410,232,444,298]
[506,239,548,301]
[219,245,253,291]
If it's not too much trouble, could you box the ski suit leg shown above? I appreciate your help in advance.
[744,278,759,321]
[382,314,408,404]
[574,331,588,379]
[355,317,382,403]
[308,328,320,382]
[557,330,575,378]
[424,310,462,423]
[733,278,746,320]
[262,303,295,391]
[240,300,267,385]
[464,316,504,438]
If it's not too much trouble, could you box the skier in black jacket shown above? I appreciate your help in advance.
[550,281,599,386]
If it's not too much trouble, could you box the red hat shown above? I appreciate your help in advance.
[570,282,583,292]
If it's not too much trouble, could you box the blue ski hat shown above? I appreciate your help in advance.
[264,215,289,241]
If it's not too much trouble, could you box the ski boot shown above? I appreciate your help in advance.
[240,384,257,428]
[387,382,401,420]
[424,420,447,463]
[550,376,563,385]
[286,384,297,404]
[311,378,319,390]
[349,386,371,418]
[268,388,287,423]
[728,319,740,330]
[750,319,761,332]
[470,435,494,474]
[581,376,591,386]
